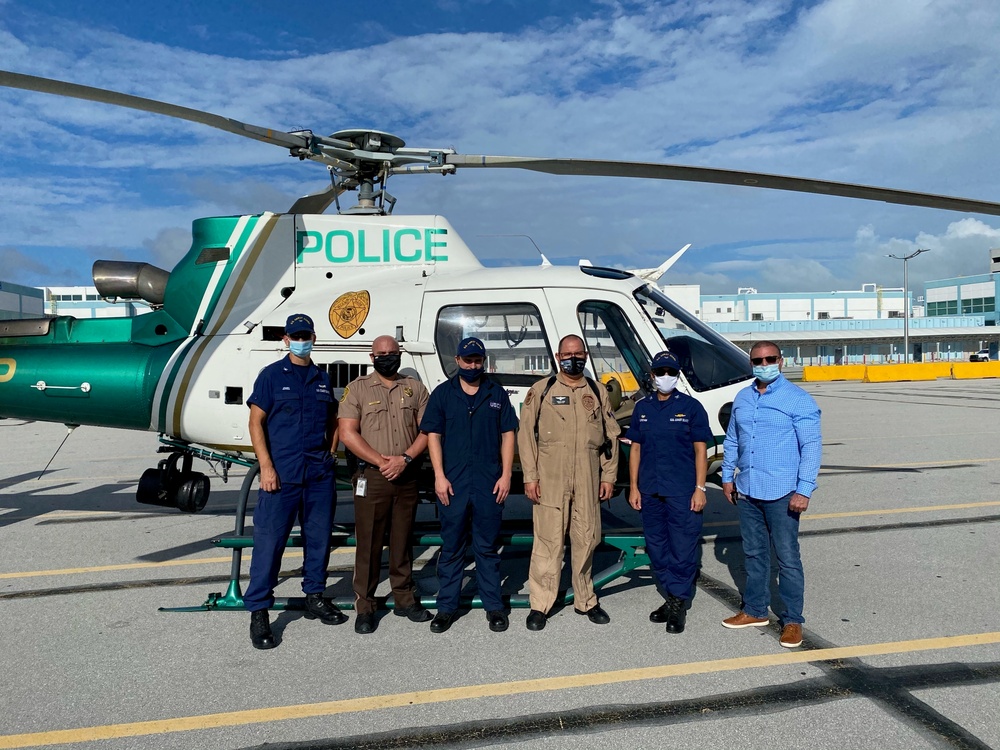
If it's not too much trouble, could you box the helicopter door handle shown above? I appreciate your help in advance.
[32,381,92,393]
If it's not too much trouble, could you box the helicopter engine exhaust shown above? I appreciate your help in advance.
[93,260,170,306]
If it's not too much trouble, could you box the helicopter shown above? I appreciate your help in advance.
[3,69,1000,514]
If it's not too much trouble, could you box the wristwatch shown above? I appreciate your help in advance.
[695,484,706,492]
[402,454,413,465]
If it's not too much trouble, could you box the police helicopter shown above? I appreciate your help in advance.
[3,69,1000,515]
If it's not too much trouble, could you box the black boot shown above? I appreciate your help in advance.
[250,609,276,649]
[304,593,349,625]
[665,595,687,634]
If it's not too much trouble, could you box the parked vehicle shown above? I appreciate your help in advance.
[970,349,991,362]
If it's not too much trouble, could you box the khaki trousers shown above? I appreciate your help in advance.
[528,494,601,613]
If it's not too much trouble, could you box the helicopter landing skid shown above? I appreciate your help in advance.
[159,461,651,613]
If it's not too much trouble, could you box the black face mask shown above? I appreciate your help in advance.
[373,353,401,377]
[559,357,587,376]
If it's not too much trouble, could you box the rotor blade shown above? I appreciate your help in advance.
[447,155,1000,217]
[287,184,349,214]
[0,70,311,151]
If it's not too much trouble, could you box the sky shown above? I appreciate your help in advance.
[2,0,1000,295]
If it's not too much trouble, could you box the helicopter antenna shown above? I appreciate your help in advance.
[479,234,551,266]
[37,424,79,480]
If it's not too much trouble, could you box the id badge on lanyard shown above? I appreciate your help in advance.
[355,477,368,497]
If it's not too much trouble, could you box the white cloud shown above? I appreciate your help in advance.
[1,0,999,293]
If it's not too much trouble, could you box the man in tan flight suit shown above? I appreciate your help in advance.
[518,334,620,630]
[339,335,431,634]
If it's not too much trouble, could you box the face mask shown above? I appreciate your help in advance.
[458,366,484,383]
[559,357,587,376]
[289,340,313,358]
[373,353,401,377]
[654,374,677,393]
[753,364,781,384]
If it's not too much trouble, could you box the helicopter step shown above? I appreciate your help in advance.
[161,521,650,614]
[159,461,649,613]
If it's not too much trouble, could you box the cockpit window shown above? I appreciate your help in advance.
[577,300,652,405]
[435,303,555,386]
[634,285,752,391]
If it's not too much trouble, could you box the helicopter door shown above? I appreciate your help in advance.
[420,292,557,405]
[573,299,653,424]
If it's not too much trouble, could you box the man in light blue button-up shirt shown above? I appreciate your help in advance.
[720,340,821,648]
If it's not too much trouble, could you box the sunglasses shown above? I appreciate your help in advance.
[287,333,313,341]
[750,355,781,365]
[652,367,679,377]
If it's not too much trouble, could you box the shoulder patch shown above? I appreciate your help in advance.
[524,390,534,406]
[340,385,350,403]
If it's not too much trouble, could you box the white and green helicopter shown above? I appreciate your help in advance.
[3,70,1000,513]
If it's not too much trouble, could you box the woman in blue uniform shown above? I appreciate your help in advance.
[626,350,712,634]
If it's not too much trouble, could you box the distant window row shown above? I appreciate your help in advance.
[927,298,995,316]
[49,294,101,301]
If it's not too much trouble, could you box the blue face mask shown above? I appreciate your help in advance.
[289,340,313,358]
[458,366,484,382]
[753,363,780,383]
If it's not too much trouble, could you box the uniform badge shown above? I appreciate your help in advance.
[403,386,413,398]
[340,386,350,402]
[582,394,596,410]
[552,395,570,405]
[524,390,534,405]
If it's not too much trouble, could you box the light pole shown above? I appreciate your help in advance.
[887,248,930,363]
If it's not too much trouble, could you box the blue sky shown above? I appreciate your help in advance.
[2,0,1000,294]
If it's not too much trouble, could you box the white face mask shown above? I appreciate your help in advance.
[654,374,678,393]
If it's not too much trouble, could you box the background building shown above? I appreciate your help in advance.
[0,281,44,320]
[44,286,148,319]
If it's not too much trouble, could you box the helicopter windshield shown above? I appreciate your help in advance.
[634,285,752,392]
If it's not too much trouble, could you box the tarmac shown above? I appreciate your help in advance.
[2,378,1000,750]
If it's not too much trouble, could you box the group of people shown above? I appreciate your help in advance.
[244,313,821,652]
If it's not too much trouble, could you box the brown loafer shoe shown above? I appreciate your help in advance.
[722,611,770,629]
[780,623,803,648]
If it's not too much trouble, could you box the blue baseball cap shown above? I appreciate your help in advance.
[456,337,486,357]
[651,350,680,369]
[285,313,315,335]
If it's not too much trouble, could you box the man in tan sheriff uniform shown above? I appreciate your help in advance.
[518,334,620,630]
[339,335,431,634]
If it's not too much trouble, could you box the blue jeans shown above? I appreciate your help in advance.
[737,492,804,624]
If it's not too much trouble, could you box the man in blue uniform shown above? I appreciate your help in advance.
[420,337,518,633]
[244,313,345,649]
[626,350,712,634]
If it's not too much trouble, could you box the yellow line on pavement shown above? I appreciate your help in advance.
[0,547,352,580]
[3,498,998,579]
[2,631,999,748]
[704,499,1000,528]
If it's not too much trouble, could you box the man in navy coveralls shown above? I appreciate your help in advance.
[626,350,712,635]
[420,337,518,633]
[244,313,346,649]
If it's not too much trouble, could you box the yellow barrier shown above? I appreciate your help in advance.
[863,364,938,382]
[919,362,954,378]
[802,365,866,382]
[952,361,1000,379]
